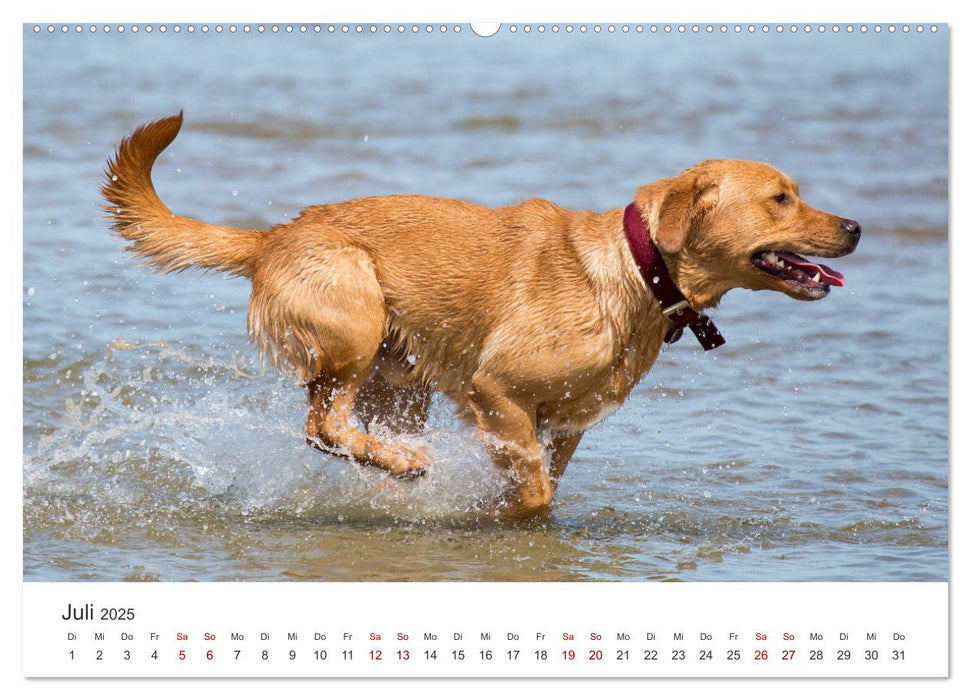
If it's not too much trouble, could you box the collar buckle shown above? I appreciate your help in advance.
[661,299,690,319]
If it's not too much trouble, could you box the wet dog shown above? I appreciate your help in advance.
[103,113,860,517]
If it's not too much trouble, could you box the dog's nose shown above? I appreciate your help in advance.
[841,219,862,240]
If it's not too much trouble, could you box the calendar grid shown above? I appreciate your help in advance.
[23,582,948,678]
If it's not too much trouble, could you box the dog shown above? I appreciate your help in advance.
[102,112,860,517]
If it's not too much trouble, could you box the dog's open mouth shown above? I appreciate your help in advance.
[752,250,844,294]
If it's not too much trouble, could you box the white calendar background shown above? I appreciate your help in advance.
[23,582,947,677]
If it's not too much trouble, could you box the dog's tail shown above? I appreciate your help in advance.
[101,112,265,278]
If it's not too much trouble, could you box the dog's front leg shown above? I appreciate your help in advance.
[549,431,584,486]
[466,372,552,517]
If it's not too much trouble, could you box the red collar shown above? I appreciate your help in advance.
[623,203,725,351]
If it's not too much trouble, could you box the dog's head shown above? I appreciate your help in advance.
[633,159,861,308]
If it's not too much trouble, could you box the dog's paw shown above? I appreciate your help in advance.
[492,481,555,520]
[387,443,432,479]
[306,435,334,454]
[471,491,553,521]
[499,499,554,521]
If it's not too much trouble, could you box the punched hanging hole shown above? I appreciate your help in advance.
[470,23,501,38]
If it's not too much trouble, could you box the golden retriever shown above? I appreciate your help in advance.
[102,113,860,517]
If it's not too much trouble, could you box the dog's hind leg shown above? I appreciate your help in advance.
[306,370,430,477]
[355,372,431,435]
[249,245,429,477]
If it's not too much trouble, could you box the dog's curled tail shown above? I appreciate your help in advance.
[102,112,265,278]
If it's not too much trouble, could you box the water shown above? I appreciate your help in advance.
[23,26,948,582]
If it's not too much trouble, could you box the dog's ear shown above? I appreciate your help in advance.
[634,172,719,255]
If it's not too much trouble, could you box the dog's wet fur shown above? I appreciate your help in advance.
[103,113,860,517]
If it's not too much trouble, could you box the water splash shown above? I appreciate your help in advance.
[25,340,509,535]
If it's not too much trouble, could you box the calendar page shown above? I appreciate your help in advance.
[20,9,950,686]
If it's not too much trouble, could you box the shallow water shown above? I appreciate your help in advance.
[23,26,947,582]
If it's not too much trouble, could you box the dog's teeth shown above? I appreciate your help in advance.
[812,272,821,283]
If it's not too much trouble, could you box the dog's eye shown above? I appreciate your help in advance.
[773,193,790,204]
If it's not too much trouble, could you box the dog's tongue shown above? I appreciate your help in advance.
[777,251,844,287]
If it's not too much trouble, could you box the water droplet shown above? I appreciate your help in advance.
[111,174,118,182]
[407,354,417,364]
[231,189,239,197]
[27,287,35,296]
[652,276,660,283]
